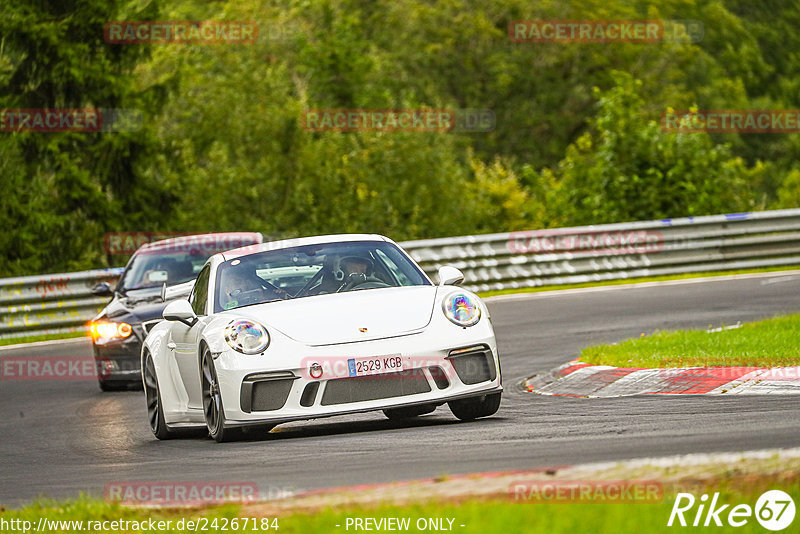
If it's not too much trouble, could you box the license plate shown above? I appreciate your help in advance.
[347,355,404,377]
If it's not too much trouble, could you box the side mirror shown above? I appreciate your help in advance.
[92,282,114,297]
[438,265,465,286]
[163,299,197,327]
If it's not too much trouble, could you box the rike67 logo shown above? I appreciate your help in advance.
[668,490,795,531]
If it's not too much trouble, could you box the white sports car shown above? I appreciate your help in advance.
[141,234,502,442]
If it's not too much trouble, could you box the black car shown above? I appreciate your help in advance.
[89,232,263,391]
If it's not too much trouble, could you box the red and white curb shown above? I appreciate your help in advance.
[524,360,800,397]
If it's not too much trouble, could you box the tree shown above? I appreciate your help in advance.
[544,72,763,226]
[0,0,174,276]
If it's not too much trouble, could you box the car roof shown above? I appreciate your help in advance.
[220,234,390,260]
[136,232,263,254]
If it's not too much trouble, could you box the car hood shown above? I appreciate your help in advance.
[228,285,438,346]
[97,293,162,323]
[96,281,195,324]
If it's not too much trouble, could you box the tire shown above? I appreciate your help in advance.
[143,352,175,440]
[448,393,501,421]
[383,403,437,420]
[201,348,243,443]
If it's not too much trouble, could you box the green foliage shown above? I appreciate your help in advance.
[0,0,176,276]
[466,156,537,233]
[544,72,764,225]
[774,169,800,209]
[2,0,800,276]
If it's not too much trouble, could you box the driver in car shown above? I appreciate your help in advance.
[309,255,369,295]
[222,267,289,309]
[338,255,389,291]
[341,256,370,278]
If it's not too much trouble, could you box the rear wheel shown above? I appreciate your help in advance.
[202,348,243,443]
[449,393,501,421]
[383,403,437,420]
[143,353,175,440]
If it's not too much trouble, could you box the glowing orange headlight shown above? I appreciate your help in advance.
[117,322,132,337]
[89,321,132,341]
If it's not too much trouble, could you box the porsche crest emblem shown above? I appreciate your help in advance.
[309,363,323,379]
[359,327,368,333]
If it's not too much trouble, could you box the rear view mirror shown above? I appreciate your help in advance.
[91,282,114,297]
[147,270,168,283]
[163,299,197,327]
[438,265,465,286]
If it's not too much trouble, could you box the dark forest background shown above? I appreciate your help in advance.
[2,0,799,275]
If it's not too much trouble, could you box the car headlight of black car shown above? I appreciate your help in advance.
[89,320,133,343]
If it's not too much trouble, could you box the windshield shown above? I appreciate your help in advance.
[214,241,430,312]
[118,252,209,292]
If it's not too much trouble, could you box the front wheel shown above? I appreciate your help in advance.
[143,353,175,439]
[448,393,501,421]
[201,348,243,443]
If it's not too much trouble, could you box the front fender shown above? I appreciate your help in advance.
[201,316,237,355]
[140,321,188,421]
[141,322,170,376]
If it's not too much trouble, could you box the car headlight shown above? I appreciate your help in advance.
[225,320,270,354]
[442,293,481,327]
[89,321,132,342]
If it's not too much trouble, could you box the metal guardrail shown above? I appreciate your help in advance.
[4,209,800,340]
[401,208,800,292]
[0,268,123,340]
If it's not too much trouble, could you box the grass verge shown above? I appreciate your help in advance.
[2,478,796,533]
[478,265,800,298]
[0,331,88,347]
[580,313,800,368]
[3,451,799,533]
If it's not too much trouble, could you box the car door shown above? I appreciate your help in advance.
[170,265,211,410]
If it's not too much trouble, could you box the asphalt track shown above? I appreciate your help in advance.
[2,273,800,506]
